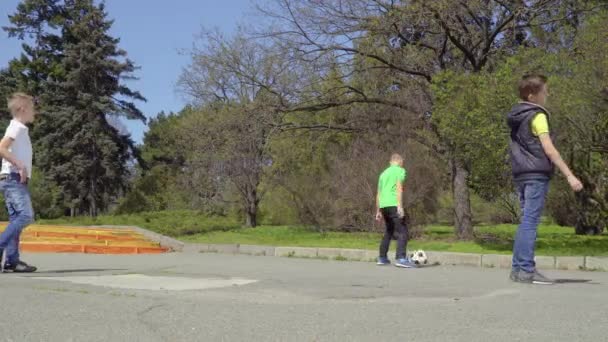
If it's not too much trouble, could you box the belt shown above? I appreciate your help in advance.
[0,173,28,184]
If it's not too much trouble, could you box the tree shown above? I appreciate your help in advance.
[4,0,146,216]
[176,104,276,227]
[547,11,608,234]
[431,69,518,223]
[179,29,291,226]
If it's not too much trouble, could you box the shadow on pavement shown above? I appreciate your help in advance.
[31,268,128,275]
[554,278,595,284]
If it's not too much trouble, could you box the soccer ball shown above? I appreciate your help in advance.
[409,250,428,265]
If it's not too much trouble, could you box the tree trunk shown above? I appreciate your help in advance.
[245,201,258,227]
[90,176,98,217]
[452,158,473,239]
[245,188,259,228]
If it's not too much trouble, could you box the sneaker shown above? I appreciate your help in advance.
[395,258,417,268]
[509,269,519,281]
[4,261,37,273]
[377,257,391,265]
[0,248,4,273]
[514,270,554,285]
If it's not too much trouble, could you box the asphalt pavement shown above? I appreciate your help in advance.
[1,252,607,342]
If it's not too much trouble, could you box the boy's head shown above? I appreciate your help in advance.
[519,74,548,106]
[7,92,36,124]
[390,153,403,166]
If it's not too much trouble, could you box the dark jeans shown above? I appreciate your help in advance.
[0,174,34,265]
[512,180,549,273]
[379,206,408,259]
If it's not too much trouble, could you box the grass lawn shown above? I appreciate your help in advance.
[181,224,608,257]
[37,210,241,237]
[39,211,608,256]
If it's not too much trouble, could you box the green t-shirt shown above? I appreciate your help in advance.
[377,164,407,208]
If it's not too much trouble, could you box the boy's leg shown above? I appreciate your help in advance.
[379,207,396,258]
[511,183,527,273]
[4,202,20,266]
[394,215,408,260]
[6,235,21,266]
[512,180,549,274]
[0,182,34,267]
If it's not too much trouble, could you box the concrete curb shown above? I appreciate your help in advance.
[104,226,601,272]
[181,242,604,272]
[555,256,585,271]
[584,257,608,271]
[90,225,186,252]
[275,246,317,258]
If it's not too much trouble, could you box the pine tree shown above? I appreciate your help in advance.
[4,0,146,216]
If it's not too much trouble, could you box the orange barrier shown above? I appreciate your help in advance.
[0,224,170,254]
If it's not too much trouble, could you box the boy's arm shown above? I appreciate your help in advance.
[538,134,583,191]
[396,181,403,208]
[375,192,382,221]
[396,181,404,217]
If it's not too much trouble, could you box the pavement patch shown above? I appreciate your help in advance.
[31,274,258,291]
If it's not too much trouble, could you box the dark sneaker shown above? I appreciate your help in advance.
[4,261,37,273]
[0,248,4,273]
[395,258,417,268]
[377,257,391,265]
[509,269,519,281]
[515,270,554,285]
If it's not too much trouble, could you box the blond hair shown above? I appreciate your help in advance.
[7,92,34,117]
[390,153,403,163]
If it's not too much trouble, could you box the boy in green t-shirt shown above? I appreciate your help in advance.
[374,153,416,268]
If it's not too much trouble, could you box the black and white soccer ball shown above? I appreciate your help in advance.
[409,250,428,265]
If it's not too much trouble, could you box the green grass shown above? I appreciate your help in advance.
[38,210,241,237]
[182,224,608,257]
[39,211,608,256]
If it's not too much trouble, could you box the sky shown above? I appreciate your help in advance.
[0,0,253,143]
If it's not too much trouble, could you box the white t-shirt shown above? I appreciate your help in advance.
[1,119,32,179]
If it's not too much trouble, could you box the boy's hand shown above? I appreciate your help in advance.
[375,210,383,222]
[568,175,583,192]
[18,167,27,184]
[14,161,27,184]
[397,207,405,218]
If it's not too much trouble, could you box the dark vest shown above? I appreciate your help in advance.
[507,102,554,181]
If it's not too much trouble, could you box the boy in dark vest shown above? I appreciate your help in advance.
[507,74,583,284]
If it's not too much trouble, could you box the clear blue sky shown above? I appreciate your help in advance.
[0,0,252,143]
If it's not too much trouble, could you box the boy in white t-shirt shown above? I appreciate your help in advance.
[0,93,36,273]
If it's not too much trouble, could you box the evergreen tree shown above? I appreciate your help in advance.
[4,0,146,216]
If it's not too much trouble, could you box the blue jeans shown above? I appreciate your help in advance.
[512,180,549,273]
[0,175,34,265]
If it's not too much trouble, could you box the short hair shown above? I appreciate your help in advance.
[390,153,403,163]
[518,74,547,101]
[7,92,34,116]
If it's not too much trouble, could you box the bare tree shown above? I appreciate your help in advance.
[179,29,292,227]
